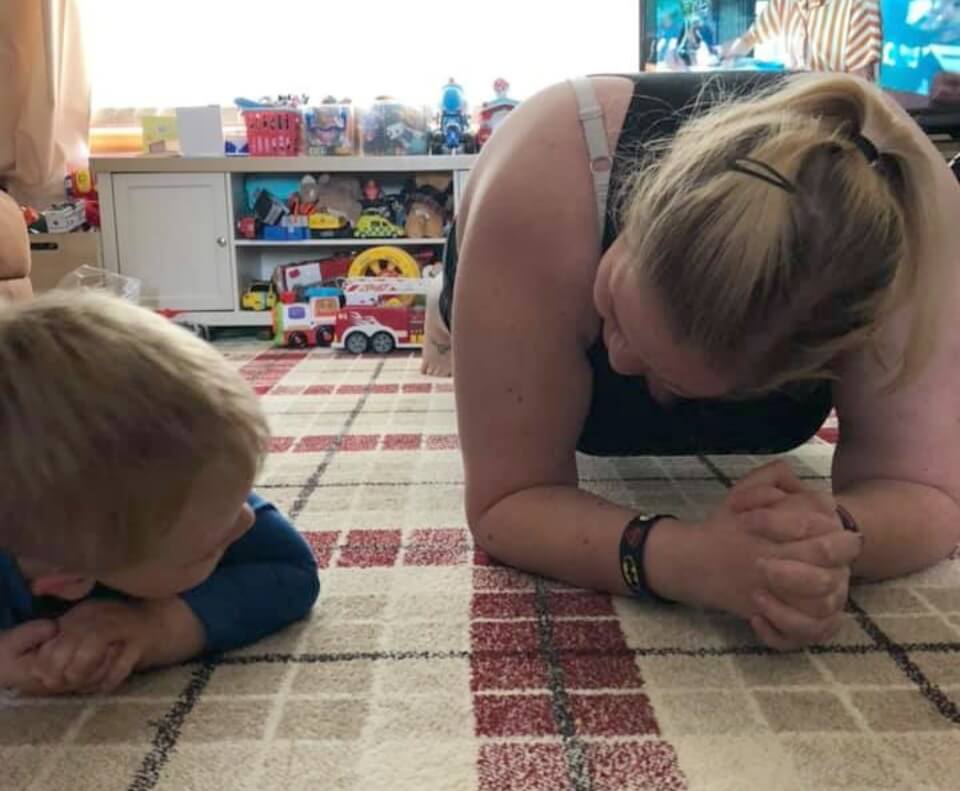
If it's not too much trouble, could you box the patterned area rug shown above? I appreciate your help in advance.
[3,341,960,791]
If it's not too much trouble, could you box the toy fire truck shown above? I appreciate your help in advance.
[333,277,431,354]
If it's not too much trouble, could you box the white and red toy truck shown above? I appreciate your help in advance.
[272,293,341,348]
[333,278,431,354]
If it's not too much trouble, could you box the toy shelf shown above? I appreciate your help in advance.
[93,154,476,333]
[187,311,274,328]
[92,155,476,174]
[234,238,446,247]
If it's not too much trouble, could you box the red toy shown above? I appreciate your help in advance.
[237,216,257,239]
[65,166,101,229]
[273,256,354,302]
[476,78,520,149]
[332,278,430,354]
[362,179,382,203]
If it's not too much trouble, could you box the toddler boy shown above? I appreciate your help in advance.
[0,291,319,695]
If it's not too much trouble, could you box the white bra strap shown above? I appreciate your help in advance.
[569,76,612,235]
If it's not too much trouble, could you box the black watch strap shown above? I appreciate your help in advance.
[619,514,675,604]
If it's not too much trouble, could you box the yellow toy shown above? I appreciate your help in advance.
[348,246,420,278]
[348,246,421,305]
[308,211,350,235]
[354,213,405,238]
[241,280,277,311]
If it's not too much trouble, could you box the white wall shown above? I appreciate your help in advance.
[81,0,640,110]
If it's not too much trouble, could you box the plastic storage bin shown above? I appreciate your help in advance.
[303,104,357,156]
[58,264,142,303]
[358,100,431,156]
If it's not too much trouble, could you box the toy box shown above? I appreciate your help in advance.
[28,234,101,293]
[263,224,308,241]
[43,202,86,233]
[272,256,354,299]
[359,99,431,156]
[303,102,357,156]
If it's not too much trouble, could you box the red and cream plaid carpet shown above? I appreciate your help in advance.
[3,341,959,791]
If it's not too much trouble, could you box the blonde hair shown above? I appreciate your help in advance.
[621,73,937,394]
[0,291,268,572]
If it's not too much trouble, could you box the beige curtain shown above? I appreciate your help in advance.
[0,0,90,207]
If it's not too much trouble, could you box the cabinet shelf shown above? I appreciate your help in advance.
[235,238,445,248]
[93,154,476,175]
[179,310,273,327]
[95,155,473,329]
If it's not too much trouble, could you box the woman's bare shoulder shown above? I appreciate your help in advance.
[459,77,633,240]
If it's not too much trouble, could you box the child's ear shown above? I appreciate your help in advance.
[29,573,96,601]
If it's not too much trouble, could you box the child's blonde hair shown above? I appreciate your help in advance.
[0,291,269,572]
[621,73,938,393]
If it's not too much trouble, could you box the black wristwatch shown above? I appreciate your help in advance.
[619,513,676,604]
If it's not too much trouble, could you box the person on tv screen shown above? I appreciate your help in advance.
[724,0,883,79]
[655,3,723,70]
[881,0,960,103]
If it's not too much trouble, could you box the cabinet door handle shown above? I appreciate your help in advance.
[216,236,227,247]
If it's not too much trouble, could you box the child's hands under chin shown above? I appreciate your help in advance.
[31,600,152,695]
[0,620,58,694]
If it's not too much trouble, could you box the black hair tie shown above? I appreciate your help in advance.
[851,132,880,165]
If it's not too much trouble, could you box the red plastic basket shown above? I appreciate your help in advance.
[242,109,303,156]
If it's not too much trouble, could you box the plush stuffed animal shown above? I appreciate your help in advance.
[415,173,452,194]
[312,175,362,224]
[404,174,452,239]
[0,190,32,301]
[299,175,320,205]
[404,198,445,239]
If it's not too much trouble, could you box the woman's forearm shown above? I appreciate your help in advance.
[470,485,701,599]
[836,479,960,581]
[472,485,632,593]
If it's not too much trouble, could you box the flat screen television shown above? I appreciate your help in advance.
[880,0,960,134]
[638,1,960,135]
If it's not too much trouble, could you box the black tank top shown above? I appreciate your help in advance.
[579,72,832,456]
[442,72,833,456]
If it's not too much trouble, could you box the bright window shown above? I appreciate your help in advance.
[80,1,640,110]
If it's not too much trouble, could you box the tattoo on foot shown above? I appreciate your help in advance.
[431,340,451,355]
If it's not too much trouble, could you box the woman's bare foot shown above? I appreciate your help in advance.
[421,272,453,377]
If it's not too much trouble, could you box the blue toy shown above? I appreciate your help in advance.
[433,79,476,154]
[301,285,341,300]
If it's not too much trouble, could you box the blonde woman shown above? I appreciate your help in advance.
[435,72,960,650]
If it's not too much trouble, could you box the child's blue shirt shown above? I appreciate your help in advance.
[0,494,319,654]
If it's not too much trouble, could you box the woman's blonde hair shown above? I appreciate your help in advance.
[621,73,938,394]
[0,290,269,572]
